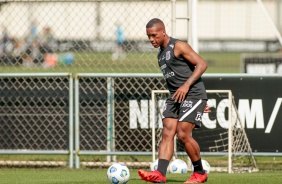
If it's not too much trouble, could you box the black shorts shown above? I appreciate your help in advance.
[162,97,207,128]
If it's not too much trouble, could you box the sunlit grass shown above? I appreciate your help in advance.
[1,51,245,73]
[0,168,281,184]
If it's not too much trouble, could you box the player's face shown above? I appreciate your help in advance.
[146,26,165,48]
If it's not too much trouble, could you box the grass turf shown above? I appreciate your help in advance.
[0,51,245,73]
[1,168,282,184]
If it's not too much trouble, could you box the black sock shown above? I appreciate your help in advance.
[157,159,169,176]
[192,159,205,174]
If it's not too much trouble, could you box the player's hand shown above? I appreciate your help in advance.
[172,85,189,103]
[204,103,211,113]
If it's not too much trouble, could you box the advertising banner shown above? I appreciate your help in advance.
[120,75,282,153]
[202,75,282,152]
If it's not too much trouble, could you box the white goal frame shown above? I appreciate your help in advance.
[151,89,257,173]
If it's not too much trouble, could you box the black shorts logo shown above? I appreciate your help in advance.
[181,100,193,108]
[195,111,203,121]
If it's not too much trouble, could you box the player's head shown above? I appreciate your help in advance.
[146,18,167,48]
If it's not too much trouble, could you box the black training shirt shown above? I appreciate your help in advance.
[157,37,207,99]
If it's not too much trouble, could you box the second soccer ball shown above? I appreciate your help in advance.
[168,159,188,174]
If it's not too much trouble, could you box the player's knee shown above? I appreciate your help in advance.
[177,129,193,143]
[162,129,176,141]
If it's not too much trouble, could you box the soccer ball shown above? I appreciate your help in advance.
[107,163,130,184]
[150,159,159,171]
[191,159,211,174]
[149,159,159,171]
[149,159,169,173]
[201,159,211,174]
[168,159,188,174]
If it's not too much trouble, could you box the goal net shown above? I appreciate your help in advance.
[151,90,258,173]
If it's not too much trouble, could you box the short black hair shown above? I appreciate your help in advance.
[146,18,165,28]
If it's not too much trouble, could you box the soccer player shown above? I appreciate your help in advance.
[138,18,209,183]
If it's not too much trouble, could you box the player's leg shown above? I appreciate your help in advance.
[138,98,179,183]
[138,117,177,183]
[177,99,208,183]
[157,117,178,174]
[177,123,207,184]
[177,122,204,172]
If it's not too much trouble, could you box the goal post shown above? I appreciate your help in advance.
[151,89,258,173]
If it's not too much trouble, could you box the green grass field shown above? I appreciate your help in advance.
[1,155,282,183]
[1,168,282,184]
[0,51,244,73]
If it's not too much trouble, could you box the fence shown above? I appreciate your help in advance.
[2,73,282,170]
[0,73,168,168]
[0,73,74,168]
[74,73,168,168]
[1,0,282,74]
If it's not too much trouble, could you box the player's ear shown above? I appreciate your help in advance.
[163,29,166,36]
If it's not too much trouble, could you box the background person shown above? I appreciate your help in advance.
[112,22,126,61]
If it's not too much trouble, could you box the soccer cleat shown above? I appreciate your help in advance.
[138,169,166,183]
[183,172,208,184]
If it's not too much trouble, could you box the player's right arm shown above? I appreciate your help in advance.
[172,41,208,103]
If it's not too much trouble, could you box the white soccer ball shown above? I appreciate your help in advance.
[191,159,211,174]
[149,159,169,173]
[149,159,159,171]
[107,163,130,184]
[168,159,188,174]
[201,159,211,174]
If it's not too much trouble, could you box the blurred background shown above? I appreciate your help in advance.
[1,0,281,74]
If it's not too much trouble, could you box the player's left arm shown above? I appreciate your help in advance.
[172,41,208,103]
